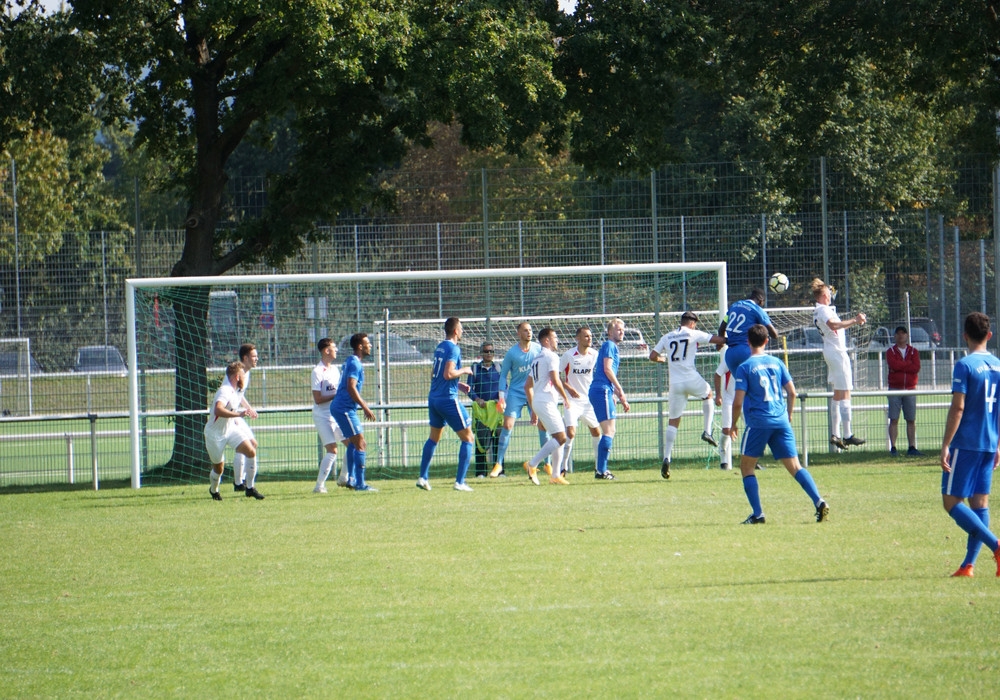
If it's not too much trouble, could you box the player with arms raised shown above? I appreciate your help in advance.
[649,311,726,479]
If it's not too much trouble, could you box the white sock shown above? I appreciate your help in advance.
[337,456,350,483]
[831,400,842,437]
[663,425,678,461]
[561,438,575,474]
[720,434,732,465]
[592,434,601,461]
[703,399,715,434]
[840,400,852,438]
[550,444,564,476]
[245,456,257,489]
[317,452,335,488]
[233,453,246,485]
[209,468,222,492]
[530,437,561,468]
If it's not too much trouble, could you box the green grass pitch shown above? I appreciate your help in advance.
[2,460,998,698]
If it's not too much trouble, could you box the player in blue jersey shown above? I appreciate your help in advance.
[416,317,476,492]
[330,333,378,492]
[731,324,829,524]
[588,318,631,480]
[940,312,1000,577]
[490,322,544,477]
[719,289,778,374]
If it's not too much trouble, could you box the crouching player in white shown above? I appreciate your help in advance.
[558,326,601,476]
[524,328,572,485]
[311,338,349,493]
[714,354,735,470]
[731,324,828,524]
[205,362,263,500]
[649,311,726,479]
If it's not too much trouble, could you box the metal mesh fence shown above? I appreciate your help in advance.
[1,156,997,486]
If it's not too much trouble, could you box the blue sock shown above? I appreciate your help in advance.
[346,443,357,486]
[456,441,473,483]
[355,450,367,488]
[419,439,437,481]
[742,474,763,517]
[794,469,822,505]
[496,428,512,466]
[949,502,999,552]
[963,507,991,567]
[596,435,613,473]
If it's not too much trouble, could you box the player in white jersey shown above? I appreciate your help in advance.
[311,338,348,493]
[231,343,261,493]
[811,278,867,450]
[558,326,601,476]
[205,362,260,500]
[713,354,735,470]
[523,328,572,485]
[649,311,726,478]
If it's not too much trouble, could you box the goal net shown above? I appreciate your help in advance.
[126,264,732,487]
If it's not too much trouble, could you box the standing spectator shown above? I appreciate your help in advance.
[311,338,348,493]
[732,325,829,524]
[491,322,543,477]
[648,311,726,479]
[465,342,502,478]
[886,326,923,457]
[205,362,260,501]
[940,312,1000,577]
[589,318,631,480]
[811,278,867,450]
[416,317,476,492]
[558,326,601,476]
[330,333,378,492]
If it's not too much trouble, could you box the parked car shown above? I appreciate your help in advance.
[72,345,128,374]
[783,325,825,349]
[893,318,942,346]
[0,351,44,376]
[408,337,442,359]
[867,325,935,352]
[337,332,423,363]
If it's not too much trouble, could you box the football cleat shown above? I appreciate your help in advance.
[830,435,847,450]
[844,435,866,446]
[660,459,671,480]
[336,471,350,487]
[815,500,829,523]
[594,470,616,480]
[354,484,378,492]
[701,431,718,447]
[741,514,766,525]
[234,482,246,492]
[453,482,473,492]
[549,476,570,485]
[523,461,540,486]
[720,463,731,471]
[210,489,222,501]
[889,447,899,457]
[489,463,504,478]
[416,477,432,491]
[994,546,1000,578]
[313,485,327,494]
[951,564,974,578]
[245,487,265,500]
[543,463,553,476]
[907,447,924,457]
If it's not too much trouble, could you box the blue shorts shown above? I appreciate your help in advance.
[725,345,752,374]
[429,396,471,432]
[503,388,530,419]
[740,424,797,460]
[942,449,995,498]
[589,386,616,423]
[332,409,363,439]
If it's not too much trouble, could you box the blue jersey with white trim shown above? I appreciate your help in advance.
[724,299,772,349]
[330,355,364,412]
[951,351,1000,452]
[591,340,620,392]
[429,340,462,401]
[499,342,542,395]
[734,354,792,429]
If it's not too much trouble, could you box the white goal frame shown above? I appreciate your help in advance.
[125,263,727,488]
[0,337,34,415]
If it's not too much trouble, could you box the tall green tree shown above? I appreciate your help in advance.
[64,0,566,474]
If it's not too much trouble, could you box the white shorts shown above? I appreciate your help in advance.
[563,397,599,431]
[232,416,256,444]
[312,412,345,446]
[204,426,247,464]
[822,348,853,391]
[668,377,711,419]
[531,398,566,436]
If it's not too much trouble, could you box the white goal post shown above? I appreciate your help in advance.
[125,263,728,488]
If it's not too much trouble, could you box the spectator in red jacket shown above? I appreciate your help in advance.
[886,326,923,456]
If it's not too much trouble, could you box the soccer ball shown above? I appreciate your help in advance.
[769,272,789,294]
